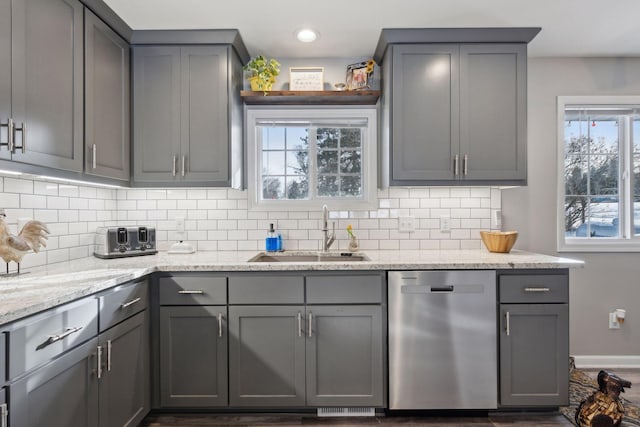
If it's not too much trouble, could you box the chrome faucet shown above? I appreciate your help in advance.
[321,204,336,252]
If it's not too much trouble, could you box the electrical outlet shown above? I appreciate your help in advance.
[492,210,502,229]
[175,216,185,232]
[398,216,415,233]
[609,312,621,329]
[440,215,451,233]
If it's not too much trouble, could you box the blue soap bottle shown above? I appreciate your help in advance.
[266,223,278,252]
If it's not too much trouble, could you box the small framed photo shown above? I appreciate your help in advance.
[346,60,375,90]
[289,67,324,91]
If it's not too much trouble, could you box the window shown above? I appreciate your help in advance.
[557,96,640,251]
[246,108,377,210]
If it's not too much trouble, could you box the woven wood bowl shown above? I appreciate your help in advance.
[480,231,518,253]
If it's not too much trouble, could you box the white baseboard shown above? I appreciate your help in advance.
[573,355,640,369]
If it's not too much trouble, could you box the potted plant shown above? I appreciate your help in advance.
[243,55,280,93]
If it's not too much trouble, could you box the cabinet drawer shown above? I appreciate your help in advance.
[306,274,383,304]
[99,279,148,332]
[8,297,98,380]
[228,275,304,304]
[499,274,568,303]
[159,275,227,305]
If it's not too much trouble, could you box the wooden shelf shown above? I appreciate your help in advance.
[240,90,381,105]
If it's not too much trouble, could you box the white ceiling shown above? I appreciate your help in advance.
[103,0,640,59]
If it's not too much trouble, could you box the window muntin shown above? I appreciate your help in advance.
[557,96,640,251]
[247,108,377,210]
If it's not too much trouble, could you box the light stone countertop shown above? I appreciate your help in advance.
[0,249,583,326]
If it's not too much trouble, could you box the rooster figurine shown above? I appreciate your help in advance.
[0,209,50,274]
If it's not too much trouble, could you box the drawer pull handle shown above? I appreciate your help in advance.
[46,326,83,345]
[120,297,141,309]
[524,287,551,292]
[178,290,204,294]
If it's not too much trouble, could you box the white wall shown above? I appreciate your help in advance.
[503,57,640,358]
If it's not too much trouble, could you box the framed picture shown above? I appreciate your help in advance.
[289,67,324,91]
[346,60,375,90]
[347,59,376,90]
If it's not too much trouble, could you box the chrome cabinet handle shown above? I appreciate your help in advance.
[178,290,204,294]
[107,340,112,372]
[181,155,186,177]
[172,155,177,177]
[46,326,83,345]
[463,154,468,176]
[121,297,141,309]
[97,345,103,379]
[524,287,551,292]
[92,144,97,168]
[308,312,313,338]
[0,402,7,427]
[453,154,459,176]
[297,312,302,337]
[505,311,510,336]
[217,312,223,337]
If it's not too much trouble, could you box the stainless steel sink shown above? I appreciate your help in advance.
[248,252,370,263]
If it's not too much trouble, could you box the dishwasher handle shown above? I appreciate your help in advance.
[430,286,454,293]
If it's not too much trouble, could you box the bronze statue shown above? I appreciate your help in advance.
[576,370,633,427]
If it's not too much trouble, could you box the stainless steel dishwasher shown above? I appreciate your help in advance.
[388,270,497,410]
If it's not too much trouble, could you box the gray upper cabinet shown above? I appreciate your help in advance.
[376,28,538,186]
[6,0,84,172]
[85,8,130,181]
[0,0,10,162]
[133,44,243,187]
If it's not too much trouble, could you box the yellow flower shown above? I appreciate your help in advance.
[347,224,355,238]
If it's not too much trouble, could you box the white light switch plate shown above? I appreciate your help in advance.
[398,216,415,233]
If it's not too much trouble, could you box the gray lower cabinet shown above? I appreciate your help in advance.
[2,0,84,172]
[10,337,100,427]
[380,39,528,186]
[0,387,7,427]
[228,305,306,407]
[306,305,384,407]
[84,8,130,181]
[98,311,149,427]
[132,44,243,187]
[498,271,569,407]
[159,306,228,407]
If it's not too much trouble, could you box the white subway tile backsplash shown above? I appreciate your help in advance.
[0,174,503,268]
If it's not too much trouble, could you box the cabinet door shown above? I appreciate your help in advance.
[10,0,84,171]
[460,44,527,182]
[99,312,149,427]
[228,305,305,407]
[306,305,384,407]
[159,306,228,407]
[0,0,10,161]
[132,45,181,183]
[391,44,459,183]
[10,338,99,427]
[499,304,569,406]
[180,45,230,184]
[85,9,130,181]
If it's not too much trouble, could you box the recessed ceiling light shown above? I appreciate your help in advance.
[295,28,319,43]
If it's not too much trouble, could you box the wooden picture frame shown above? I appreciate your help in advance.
[289,67,324,91]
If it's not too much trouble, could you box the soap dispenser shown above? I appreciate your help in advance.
[266,223,279,252]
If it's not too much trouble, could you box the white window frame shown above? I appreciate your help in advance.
[246,107,378,211]
[557,95,640,252]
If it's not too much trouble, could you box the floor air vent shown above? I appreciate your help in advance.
[317,407,375,417]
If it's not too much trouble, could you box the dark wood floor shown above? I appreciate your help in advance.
[141,412,574,426]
